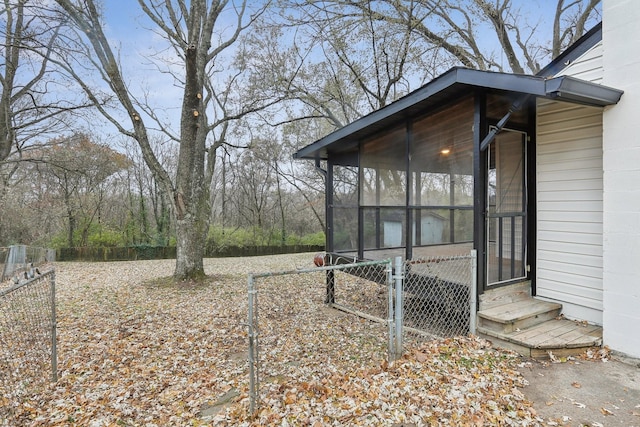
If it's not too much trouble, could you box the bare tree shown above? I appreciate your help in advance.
[552,0,601,58]
[0,0,89,164]
[120,136,177,246]
[52,0,275,279]
[283,0,601,77]
[249,1,424,130]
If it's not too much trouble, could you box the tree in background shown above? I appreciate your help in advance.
[0,0,93,244]
[52,0,277,279]
[119,137,177,247]
[281,0,600,77]
[256,0,601,134]
[34,134,129,247]
[0,134,130,246]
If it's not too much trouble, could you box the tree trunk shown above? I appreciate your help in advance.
[171,17,210,280]
[64,180,75,247]
[174,215,206,280]
[172,181,209,279]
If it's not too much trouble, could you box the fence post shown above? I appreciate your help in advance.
[325,270,335,304]
[386,259,394,362]
[469,250,478,335]
[247,275,257,414]
[394,256,403,360]
[50,271,58,382]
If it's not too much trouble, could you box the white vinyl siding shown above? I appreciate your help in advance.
[536,100,604,324]
[556,40,603,83]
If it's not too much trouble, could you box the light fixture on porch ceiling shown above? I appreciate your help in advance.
[441,134,454,156]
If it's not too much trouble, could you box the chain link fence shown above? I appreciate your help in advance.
[0,246,57,420]
[403,250,477,340]
[245,251,477,415]
[247,258,396,414]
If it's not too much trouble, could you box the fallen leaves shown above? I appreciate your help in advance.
[216,335,539,426]
[600,407,614,416]
[1,254,541,426]
[582,346,611,362]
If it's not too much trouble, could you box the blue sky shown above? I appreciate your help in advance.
[89,0,602,142]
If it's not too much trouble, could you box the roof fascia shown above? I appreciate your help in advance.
[293,66,623,161]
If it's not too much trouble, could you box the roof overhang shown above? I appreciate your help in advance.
[294,67,623,161]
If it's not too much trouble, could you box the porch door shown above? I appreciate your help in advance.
[486,128,527,286]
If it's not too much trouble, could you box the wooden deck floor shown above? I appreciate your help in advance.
[512,318,601,349]
[477,284,603,359]
[480,318,602,358]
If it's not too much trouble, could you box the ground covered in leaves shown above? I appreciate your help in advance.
[2,253,547,426]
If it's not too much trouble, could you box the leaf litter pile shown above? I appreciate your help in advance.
[1,253,544,426]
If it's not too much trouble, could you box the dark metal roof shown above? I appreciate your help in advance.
[294,67,622,160]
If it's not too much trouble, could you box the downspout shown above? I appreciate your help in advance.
[479,94,531,151]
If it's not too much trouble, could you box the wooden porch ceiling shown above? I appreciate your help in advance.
[294,68,622,161]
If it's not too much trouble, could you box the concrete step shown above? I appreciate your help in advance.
[478,298,562,334]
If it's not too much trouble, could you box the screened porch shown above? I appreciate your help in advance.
[330,95,475,262]
[295,67,623,291]
[326,92,534,292]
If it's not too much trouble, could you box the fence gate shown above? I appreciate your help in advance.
[247,258,396,414]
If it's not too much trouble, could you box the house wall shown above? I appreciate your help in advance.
[536,100,604,325]
[559,40,603,83]
[602,0,640,358]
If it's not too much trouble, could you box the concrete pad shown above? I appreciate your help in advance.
[521,356,640,426]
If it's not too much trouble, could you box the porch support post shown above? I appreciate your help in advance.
[358,142,364,260]
[470,249,478,335]
[325,159,336,304]
[473,91,487,297]
[326,159,334,253]
[405,119,413,261]
[526,102,537,295]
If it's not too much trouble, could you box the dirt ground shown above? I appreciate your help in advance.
[521,354,640,426]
